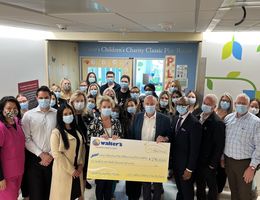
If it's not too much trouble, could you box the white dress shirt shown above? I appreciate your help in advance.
[22,106,57,156]
[224,112,260,168]
[141,112,156,141]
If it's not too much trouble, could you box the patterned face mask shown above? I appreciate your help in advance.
[5,109,18,119]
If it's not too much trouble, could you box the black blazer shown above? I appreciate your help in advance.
[171,113,202,171]
[197,112,225,169]
[131,112,171,141]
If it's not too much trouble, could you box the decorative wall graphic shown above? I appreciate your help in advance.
[222,36,242,60]
[257,45,260,52]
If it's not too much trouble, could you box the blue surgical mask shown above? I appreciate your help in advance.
[107,78,114,84]
[145,91,153,96]
[220,101,230,110]
[188,97,196,105]
[87,102,95,111]
[130,93,139,100]
[236,104,248,115]
[79,86,87,92]
[111,111,119,119]
[120,82,129,89]
[127,107,136,114]
[38,99,50,109]
[63,115,74,124]
[50,100,56,107]
[145,105,156,114]
[201,104,212,114]
[20,102,29,110]
[101,108,112,117]
[169,87,177,93]
[54,92,61,99]
[89,77,95,83]
[176,105,188,115]
[172,98,179,105]
[73,102,85,111]
[90,90,98,96]
[160,100,168,107]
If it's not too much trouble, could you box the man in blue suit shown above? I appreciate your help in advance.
[131,95,171,200]
[172,96,202,200]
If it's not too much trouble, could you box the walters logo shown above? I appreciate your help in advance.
[92,138,123,147]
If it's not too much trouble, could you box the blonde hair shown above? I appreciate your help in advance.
[97,95,115,110]
[87,83,101,97]
[69,90,87,113]
[50,84,61,92]
[103,88,118,104]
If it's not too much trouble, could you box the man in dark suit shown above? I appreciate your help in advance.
[172,96,202,200]
[196,94,225,200]
[131,95,171,200]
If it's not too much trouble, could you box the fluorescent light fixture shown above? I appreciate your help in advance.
[0,25,54,40]
[98,40,159,43]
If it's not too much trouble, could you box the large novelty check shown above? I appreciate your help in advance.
[87,137,170,182]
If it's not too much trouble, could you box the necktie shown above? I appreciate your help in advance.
[175,117,183,132]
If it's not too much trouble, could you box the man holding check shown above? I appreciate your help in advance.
[131,95,171,200]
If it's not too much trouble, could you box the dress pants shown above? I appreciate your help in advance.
[142,182,162,200]
[126,181,142,200]
[225,156,252,200]
[173,169,195,200]
[196,166,218,200]
[216,164,227,193]
[28,152,52,200]
[95,179,113,200]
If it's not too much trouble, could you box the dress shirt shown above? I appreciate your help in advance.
[141,112,156,141]
[199,112,211,124]
[178,111,190,126]
[224,112,260,168]
[22,106,57,156]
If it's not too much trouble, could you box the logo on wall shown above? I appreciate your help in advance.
[222,36,242,60]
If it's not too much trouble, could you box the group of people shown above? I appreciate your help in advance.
[0,70,260,200]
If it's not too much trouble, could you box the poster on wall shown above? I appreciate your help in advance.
[175,65,188,89]
[164,55,176,89]
[18,80,39,109]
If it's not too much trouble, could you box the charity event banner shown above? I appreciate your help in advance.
[87,137,170,183]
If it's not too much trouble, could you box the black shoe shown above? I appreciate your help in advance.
[85,181,92,189]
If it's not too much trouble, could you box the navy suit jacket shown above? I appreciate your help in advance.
[131,112,171,141]
[171,113,202,171]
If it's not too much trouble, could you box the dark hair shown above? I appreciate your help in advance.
[87,94,96,102]
[0,96,21,123]
[56,104,80,149]
[106,71,115,76]
[36,86,51,97]
[50,91,58,108]
[86,72,97,85]
[121,75,130,82]
[16,93,27,99]
[171,90,182,98]
[124,98,138,110]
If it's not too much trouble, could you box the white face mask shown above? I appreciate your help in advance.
[249,107,259,115]
[73,102,85,111]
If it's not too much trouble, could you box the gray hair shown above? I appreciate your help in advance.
[204,94,218,106]
[144,95,158,104]
[235,93,250,105]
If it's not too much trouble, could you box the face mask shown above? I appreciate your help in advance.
[5,110,18,119]
[89,77,95,83]
[220,101,230,110]
[20,102,29,110]
[87,102,95,111]
[63,115,74,124]
[50,100,56,107]
[127,107,136,114]
[176,105,188,115]
[79,86,87,92]
[160,100,168,107]
[235,104,248,115]
[169,87,177,93]
[63,84,71,91]
[38,99,50,109]
[249,107,259,115]
[120,82,129,89]
[90,90,98,96]
[54,92,61,99]
[201,104,212,114]
[145,91,153,96]
[74,102,85,111]
[172,98,179,104]
[188,97,196,105]
[111,111,119,119]
[107,78,114,84]
[145,105,156,114]
[130,93,139,100]
[101,108,112,117]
